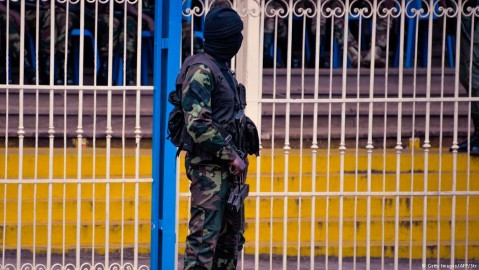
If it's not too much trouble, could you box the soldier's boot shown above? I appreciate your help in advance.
[125,69,135,86]
[23,58,37,84]
[212,248,238,270]
[0,64,6,84]
[452,132,479,154]
[98,61,108,85]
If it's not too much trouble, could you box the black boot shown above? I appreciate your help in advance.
[452,132,479,155]
[98,61,108,85]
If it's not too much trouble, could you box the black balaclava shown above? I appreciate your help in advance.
[203,7,244,63]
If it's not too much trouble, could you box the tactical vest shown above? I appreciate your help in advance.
[176,53,246,155]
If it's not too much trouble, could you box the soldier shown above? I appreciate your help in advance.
[0,2,36,84]
[312,0,393,68]
[454,0,479,155]
[180,7,248,270]
[263,1,288,68]
[94,3,154,85]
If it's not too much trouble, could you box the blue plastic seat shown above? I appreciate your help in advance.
[141,30,154,85]
[6,35,36,83]
[71,28,101,85]
[116,30,154,86]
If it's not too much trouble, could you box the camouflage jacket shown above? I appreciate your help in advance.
[181,62,240,165]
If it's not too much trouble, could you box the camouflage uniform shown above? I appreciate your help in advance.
[263,1,288,67]
[95,3,151,85]
[182,63,245,270]
[313,0,393,67]
[0,2,76,84]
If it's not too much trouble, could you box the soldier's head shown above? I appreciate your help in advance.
[203,7,243,62]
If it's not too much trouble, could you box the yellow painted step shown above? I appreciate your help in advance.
[0,223,151,250]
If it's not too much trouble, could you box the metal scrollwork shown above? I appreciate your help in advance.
[264,0,290,19]
[293,0,317,18]
[462,0,479,16]
[321,0,346,19]
[377,0,402,19]
[107,263,121,270]
[183,0,206,18]
[122,263,133,270]
[405,0,431,19]
[350,0,374,19]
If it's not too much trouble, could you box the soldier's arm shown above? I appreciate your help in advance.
[182,64,240,163]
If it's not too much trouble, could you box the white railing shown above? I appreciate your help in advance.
[180,0,479,270]
[2,0,479,270]
[1,1,152,270]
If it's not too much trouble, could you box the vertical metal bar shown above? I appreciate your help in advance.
[76,2,86,269]
[151,1,181,269]
[295,12,307,270]
[92,3,99,265]
[269,12,279,269]
[422,0,435,266]
[395,1,406,270]
[33,2,40,266]
[47,1,56,269]
[339,1,350,269]
[310,2,321,268]
[283,1,293,268]
[16,2,26,269]
[436,5,448,267]
[409,9,422,270]
[381,7,393,270]
[134,3,143,269]
[256,1,265,269]
[353,11,364,270]
[121,3,127,267]
[326,9,335,269]
[464,10,476,267]
[366,1,378,268]
[450,0,463,266]
[105,2,115,268]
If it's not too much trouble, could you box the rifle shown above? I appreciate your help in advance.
[227,151,249,213]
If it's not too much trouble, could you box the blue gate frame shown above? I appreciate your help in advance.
[151,1,182,270]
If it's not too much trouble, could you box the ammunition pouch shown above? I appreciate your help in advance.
[243,116,260,156]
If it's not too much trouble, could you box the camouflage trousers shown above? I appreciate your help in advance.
[184,157,245,270]
[0,6,74,83]
[96,12,137,80]
[459,15,479,132]
[0,7,74,58]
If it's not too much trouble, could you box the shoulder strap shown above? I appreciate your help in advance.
[187,54,225,87]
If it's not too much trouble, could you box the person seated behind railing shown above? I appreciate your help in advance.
[0,2,77,85]
[312,0,395,68]
[82,2,154,86]
[0,2,37,84]
[263,1,288,68]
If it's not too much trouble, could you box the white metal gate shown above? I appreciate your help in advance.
[1,1,153,269]
[179,0,479,269]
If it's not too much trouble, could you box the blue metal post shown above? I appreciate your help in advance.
[151,1,182,269]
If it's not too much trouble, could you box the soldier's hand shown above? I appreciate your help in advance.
[229,155,246,176]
